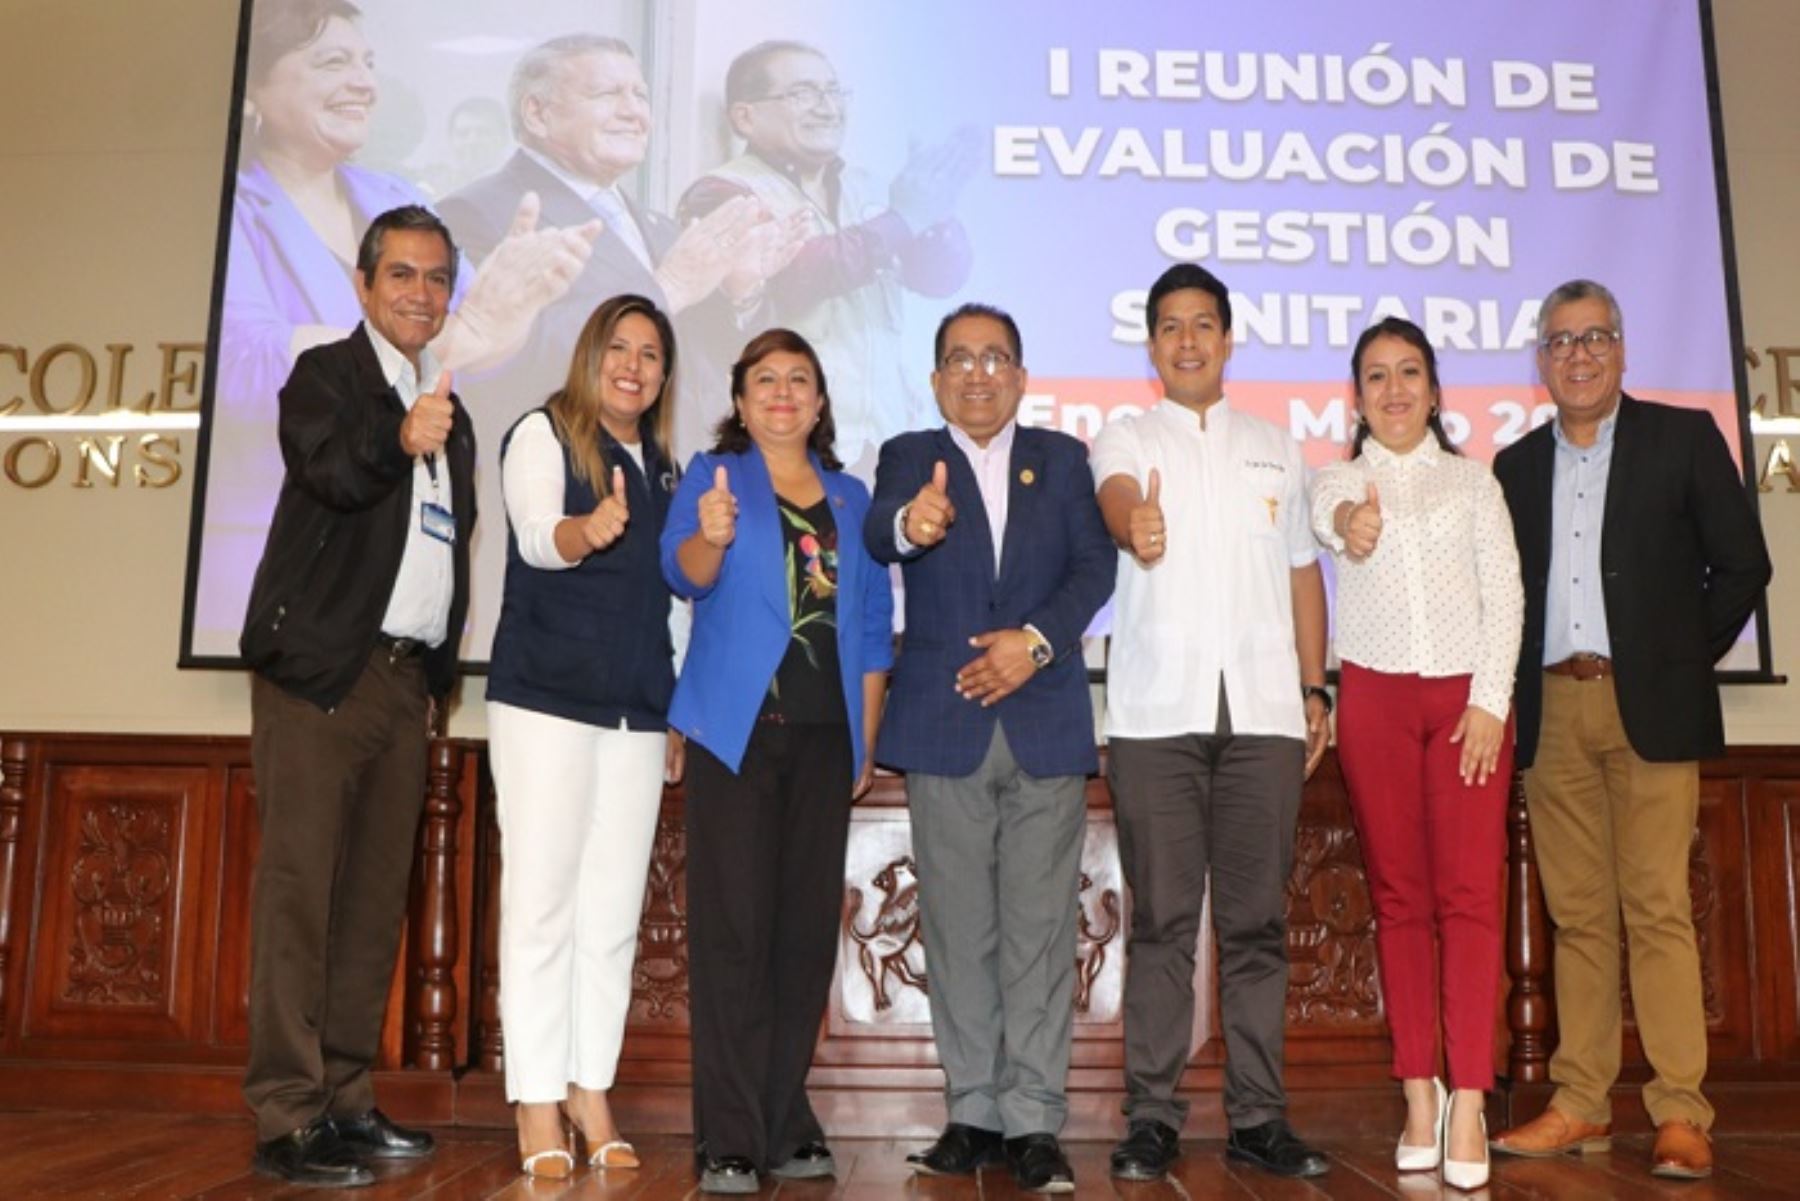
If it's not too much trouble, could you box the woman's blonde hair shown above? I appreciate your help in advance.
[546,294,677,495]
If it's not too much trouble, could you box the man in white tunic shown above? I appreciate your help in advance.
[1091,263,1330,1182]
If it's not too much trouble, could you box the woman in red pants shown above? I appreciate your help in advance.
[1311,317,1523,1192]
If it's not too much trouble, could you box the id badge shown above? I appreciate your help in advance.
[420,501,456,545]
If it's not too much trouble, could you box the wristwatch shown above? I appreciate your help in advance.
[1024,625,1054,670]
[1302,684,1333,714]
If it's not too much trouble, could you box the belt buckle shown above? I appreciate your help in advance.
[384,636,418,664]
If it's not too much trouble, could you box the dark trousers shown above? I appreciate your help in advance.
[1336,662,1510,1090]
[1108,700,1304,1131]
[243,650,429,1142]
[685,722,854,1169]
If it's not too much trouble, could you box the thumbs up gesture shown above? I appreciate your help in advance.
[1127,468,1167,565]
[903,459,956,547]
[580,465,632,551]
[400,371,455,457]
[1338,480,1384,561]
[698,464,738,548]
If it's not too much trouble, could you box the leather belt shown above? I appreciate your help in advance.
[1545,653,1612,681]
[375,633,426,663]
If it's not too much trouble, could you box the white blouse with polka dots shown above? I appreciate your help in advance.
[1311,437,1524,720]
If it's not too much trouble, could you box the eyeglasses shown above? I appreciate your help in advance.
[940,350,1016,377]
[752,84,851,111]
[1539,328,1621,360]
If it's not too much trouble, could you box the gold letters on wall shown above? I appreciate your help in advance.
[0,341,202,490]
[1747,347,1800,494]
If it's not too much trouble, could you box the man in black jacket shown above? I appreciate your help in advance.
[239,206,477,1188]
[1489,279,1769,1181]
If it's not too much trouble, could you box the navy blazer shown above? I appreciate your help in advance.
[865,426,1115,779]
[661,448,895,779]
[1493,394,1770,768]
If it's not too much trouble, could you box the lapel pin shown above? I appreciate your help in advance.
[1020,468,1036,486]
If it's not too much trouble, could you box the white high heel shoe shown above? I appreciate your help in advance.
[1395,1078,1447,1171]
[1442,1092,1490,1191]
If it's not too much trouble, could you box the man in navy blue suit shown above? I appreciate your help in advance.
[865,303,1114,1194]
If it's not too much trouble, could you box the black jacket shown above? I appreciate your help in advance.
[1493,394,1769,768]
[240,325,478,708]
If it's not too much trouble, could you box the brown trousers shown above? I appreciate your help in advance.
[243,650,429,1141]
[1523,672,1712,1129]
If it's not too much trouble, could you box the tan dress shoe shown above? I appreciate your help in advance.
[1651,1120,1713,1180]
[1489,1106,1612,1157]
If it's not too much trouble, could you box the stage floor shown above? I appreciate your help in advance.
[1,1110,1793,1199]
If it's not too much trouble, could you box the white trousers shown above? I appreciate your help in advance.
[489,701,665,1103]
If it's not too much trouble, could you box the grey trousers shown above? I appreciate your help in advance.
[908,725,1087,1137]
[1108,710,1304,1132]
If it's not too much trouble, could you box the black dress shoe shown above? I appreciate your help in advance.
[1111,1117,1180,1181]
[770,1139,836,1179]
[1226,1119,1329,1178]
[907,1122,1004,1175]
[330,1108,435,1160]
[253,1121,374,1188]
[1005,1133,1075,1194]
[698,1154,759,1194]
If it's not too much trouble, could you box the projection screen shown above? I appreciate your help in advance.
[181,0,1772,678]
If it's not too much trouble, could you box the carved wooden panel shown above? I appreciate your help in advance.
[834,807,931,1035]
[829,799,1128,1045]
[27,766,209,1043]
[1286,803,1383,1034]
[1073,819,1125,1031]
[629,800,691,1026]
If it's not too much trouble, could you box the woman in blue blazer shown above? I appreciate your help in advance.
[661,328,893,1195]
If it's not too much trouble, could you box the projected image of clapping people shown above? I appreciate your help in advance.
[205,0,597,633]
[485,294,687,1180]
[660,330,892,1195]
[679,40,979,471]
[1310,318,1522,1193]
[438,34,799,440]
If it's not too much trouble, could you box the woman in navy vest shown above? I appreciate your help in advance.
[662,329,893,1194]
[487,294,684,1178]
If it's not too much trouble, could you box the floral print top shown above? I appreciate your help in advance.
[758,496,848,725]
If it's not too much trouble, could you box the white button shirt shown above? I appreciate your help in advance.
[1311,437,1523,719]
[1092,398,1317,741]
[368,324,454,647]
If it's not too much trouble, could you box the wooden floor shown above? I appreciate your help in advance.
[3,1111,1796,1199]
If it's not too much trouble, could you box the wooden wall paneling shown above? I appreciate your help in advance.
[448,744,482,1070]
[214,765,257,1049]
[470,754,503,1073]
[4,733,1800,1134]
[1748,772,1800,1062]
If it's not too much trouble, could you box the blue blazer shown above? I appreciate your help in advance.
[865,426,1115,779]
[662,448,895,779]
